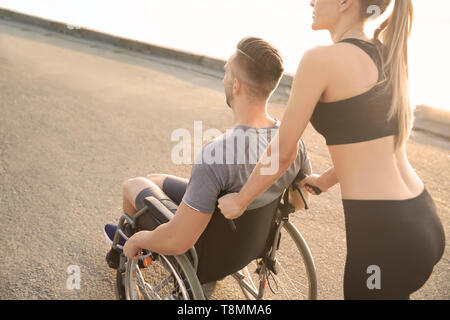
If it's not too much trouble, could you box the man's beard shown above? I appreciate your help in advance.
[225,87,233,109]
[226,96,232,109]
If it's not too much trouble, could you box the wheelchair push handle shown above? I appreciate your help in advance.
[294,171,323,195]
[217,191,238,232]
[229,219,237,231]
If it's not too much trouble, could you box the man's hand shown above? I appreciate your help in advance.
[123,234,142,260]
[217,193,247,220]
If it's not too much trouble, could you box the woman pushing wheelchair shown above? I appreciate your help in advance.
[218,0,445,300]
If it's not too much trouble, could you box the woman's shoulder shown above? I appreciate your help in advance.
[303,40,375,58]
[299,40,378,74]
[297,45,332,71]
[300,42,351,64]
[301,45,331,60]
[297,44,343,76]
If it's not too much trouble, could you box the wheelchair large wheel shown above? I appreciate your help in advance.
[238,220,317,300]
[124,253,205,300]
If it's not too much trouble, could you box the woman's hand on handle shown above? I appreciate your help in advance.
[300,174,329,195]
[300,167,339,195]
[218,193,247,220]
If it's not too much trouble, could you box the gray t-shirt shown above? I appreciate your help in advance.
[182,120,312,213]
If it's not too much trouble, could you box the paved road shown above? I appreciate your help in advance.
[0,18,448,300]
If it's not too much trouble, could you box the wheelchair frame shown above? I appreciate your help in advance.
[110,175,317,300]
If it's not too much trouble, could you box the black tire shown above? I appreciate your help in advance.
[124,253,205,300]
[116,269,126,300]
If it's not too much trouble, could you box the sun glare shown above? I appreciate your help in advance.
[0,0,448,110]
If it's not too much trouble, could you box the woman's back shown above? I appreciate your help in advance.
[311,38,424,201]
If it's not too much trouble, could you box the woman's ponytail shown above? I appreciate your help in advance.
[373,0,414,151]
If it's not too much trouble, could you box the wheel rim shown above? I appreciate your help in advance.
[238,221,315,300]
[126,255,191,300]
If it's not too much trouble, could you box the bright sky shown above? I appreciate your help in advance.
[0,0,449,110]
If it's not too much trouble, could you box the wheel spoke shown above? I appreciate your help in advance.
[152,275,173,294]
[235,221,316,300]
[135,266,161,300]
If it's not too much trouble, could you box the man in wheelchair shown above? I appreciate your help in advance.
[103,37,312,284]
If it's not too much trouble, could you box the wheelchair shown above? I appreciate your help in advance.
[109,171,317,300]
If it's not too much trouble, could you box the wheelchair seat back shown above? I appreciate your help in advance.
[194,195,282,284]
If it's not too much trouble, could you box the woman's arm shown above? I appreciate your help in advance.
[301,167,339,195]
[218,47,330,219]
[320,167,339,188]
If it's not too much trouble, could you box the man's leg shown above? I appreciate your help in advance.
[122,177,156,219]
[106,175,185,268]
[146,174,188,205]
[146,173,168,189]
[123,193,137,217]
[105,178,157,268]
[122,174,188,218]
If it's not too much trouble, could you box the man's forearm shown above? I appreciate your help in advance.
[318,167,339,189]
[132,224,183,256]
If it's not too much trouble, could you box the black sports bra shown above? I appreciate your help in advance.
[310,38,398,146]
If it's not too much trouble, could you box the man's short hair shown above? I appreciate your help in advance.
[234,36,284,98]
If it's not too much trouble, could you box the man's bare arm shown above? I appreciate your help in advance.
[123,202,212,258]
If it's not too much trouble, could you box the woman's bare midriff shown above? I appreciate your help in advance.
[329,135,425,201]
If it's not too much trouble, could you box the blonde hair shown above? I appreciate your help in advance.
[361,0,414,151]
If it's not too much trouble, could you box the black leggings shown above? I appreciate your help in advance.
[342,187,445,300]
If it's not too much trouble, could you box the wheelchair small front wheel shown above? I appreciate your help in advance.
[124,253,205,300]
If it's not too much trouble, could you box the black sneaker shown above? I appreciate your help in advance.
[106,248,121,269]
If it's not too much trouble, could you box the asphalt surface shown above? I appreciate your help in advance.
[0,18,448,300]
